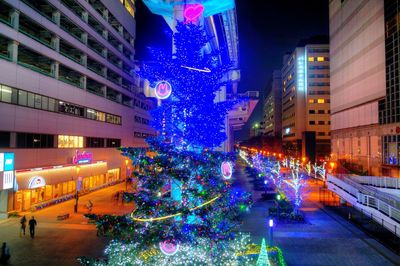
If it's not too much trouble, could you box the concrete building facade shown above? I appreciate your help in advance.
[329,0,395,176]
[263,70,282,137]
[0,0,154,217]
[282,44,331,161]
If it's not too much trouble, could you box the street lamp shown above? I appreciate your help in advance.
[268,218,274,246]
[74,166,81,213]
[125,159,129,191]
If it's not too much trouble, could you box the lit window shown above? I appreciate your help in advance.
[308,57,314,62]
[308,99,315,103]
[317,99,325,103]
[58,135,83,148]
[317,57,324,62]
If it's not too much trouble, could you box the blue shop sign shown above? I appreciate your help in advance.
[4,153,14,171]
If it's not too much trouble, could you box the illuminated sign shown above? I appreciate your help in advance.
[3,171,14,189]
[28,176,46,189]
[0,153,3,172]
[285,128,290,135]
[221,161,233,180]
[297,53,305,91]
[4,153,14,171]
[159,240,179,256]
[154,81,172,100]
[184,4,204,23]
[73,150,93,164]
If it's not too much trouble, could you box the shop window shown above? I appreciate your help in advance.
[58,135,83,148]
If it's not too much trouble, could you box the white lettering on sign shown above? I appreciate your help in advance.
[3,171,14,189]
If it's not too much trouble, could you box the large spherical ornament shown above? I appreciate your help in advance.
[154,81,172,100]
[221,161,233,180]
[159,240,179,256]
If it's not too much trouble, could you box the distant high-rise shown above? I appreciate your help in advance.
[263,70,282,137]
[281,43,331,161]
[329,0,389,175]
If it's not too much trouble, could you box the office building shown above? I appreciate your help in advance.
[329,0,391,175]
[0,0,154,216]
[263,70,282,137]
[282,42,331,161]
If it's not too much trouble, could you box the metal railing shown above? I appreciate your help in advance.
[349,175,400,189]
[327,174,400,236]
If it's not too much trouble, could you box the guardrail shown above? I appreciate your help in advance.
[349,175,400,190]
[327,174,400,237]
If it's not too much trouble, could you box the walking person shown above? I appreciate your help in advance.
[19,215,27,237]
[28,216,37,239]
[0,242,10,264]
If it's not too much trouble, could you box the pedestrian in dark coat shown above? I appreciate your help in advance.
[19,215,27,237]
[0,242,10,264]
[28,216,37,239]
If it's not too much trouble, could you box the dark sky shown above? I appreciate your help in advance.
[134,0,329,140]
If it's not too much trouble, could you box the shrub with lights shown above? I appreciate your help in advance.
[78,20,254,265]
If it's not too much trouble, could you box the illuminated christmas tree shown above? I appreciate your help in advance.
[78,21,252,265]
[256,238,271,266]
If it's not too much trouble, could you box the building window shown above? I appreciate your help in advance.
[317,57,325,62]
[86,137,104,148]
[309,99,315,103]
[318,132,326,136]
[0,131,10,148]
[318,110,325,114]
[309,110,315,114]
[17,133,54,148]
[318,121,325,125]
[317,99,325,103]
[309,121,315,125]
[308,57,314,62]
[58,135,83,148]
[106,138,121,147]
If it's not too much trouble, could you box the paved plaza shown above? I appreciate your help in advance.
[0,183,133,266]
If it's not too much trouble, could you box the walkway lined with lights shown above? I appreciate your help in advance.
[235,160,400,266]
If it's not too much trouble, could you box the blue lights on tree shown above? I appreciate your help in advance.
[140,22,237,149]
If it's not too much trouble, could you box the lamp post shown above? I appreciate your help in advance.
[252,123,259,137]
[74,166,80,213]
[268,218,274,246]
[125,159,129,191]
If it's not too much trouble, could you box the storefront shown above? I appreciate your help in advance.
[13,162,120,211]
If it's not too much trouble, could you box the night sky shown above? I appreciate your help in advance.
[134,0,329,140]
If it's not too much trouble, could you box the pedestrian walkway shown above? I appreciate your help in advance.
[234,161,400,266]
[0,182,134,266]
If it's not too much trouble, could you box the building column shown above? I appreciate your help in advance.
[102,9,109,22]
[102,85,107,97]
[81,11,88,23]
[80,54,87,67]
[7,40,18,63]
[102,29,108,40]
[52,11,60,26]
[51,61,59,79]
[0,191,9,219]
[102,66,107,78]
[102,48,108,58]
[51,36,60,52]
[81,32,88,45]
[10,9,19,30]
[80,75,87,90]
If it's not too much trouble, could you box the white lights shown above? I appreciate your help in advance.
[269,218,274,227]
[285,128,290,135]
[296,53,306,92]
